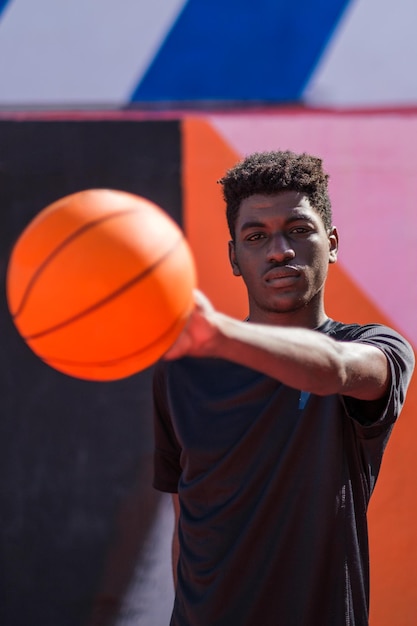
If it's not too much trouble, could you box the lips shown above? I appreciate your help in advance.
[264,266,300,283]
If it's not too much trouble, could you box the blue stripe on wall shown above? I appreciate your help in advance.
[131,0,352,103]
[0,0,12,18]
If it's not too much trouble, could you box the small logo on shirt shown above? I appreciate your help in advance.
[298,391,310,410]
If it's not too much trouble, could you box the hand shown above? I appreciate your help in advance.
[163,289,218,360]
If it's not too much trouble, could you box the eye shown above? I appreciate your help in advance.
[245,232,266,242]
[291,227,308,233]
[289,225,314,236]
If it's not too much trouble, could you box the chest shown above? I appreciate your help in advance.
[166,359,345,483]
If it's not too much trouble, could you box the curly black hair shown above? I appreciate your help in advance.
[218,150,332,240]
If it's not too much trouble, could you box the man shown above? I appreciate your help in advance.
[152,151,414,625]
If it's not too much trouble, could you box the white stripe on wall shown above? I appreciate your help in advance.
[0,0,188,107]
[304,0,417,107]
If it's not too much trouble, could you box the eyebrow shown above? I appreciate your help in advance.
[240,220,265,232]
[240,213,316,232]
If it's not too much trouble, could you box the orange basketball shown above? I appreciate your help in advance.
[6,189,197,381]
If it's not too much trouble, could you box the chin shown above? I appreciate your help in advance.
[270,295,307,312]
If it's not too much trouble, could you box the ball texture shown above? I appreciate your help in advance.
[6,189,197,381]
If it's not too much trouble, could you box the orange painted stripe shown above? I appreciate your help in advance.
[326,263,417,625]
[182,117,247,319]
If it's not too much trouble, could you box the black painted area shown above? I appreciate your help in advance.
[0,120,182,626]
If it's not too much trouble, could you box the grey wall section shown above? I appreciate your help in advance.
[0,120,182,626]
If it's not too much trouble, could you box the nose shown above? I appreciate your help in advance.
[266,232,295,263]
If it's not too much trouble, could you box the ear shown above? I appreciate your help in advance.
[228,240,241,276]
[328,226,339,264]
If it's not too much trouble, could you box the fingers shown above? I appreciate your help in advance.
[162,290,215,361]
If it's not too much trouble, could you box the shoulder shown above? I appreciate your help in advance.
[322,318,415,392]
[322,319,414,360]
[320,318,398,341]
[323,320,415,427]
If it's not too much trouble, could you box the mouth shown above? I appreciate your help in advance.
[265,265,300,282]
[264,266,300,284]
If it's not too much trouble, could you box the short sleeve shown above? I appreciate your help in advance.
[341,325,415,433]
[152,362,183,493]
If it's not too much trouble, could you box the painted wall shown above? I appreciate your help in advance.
[183,111,417,626]
[0,0,416,109]
[0,110,416,625]
[1,1,416,624]
[0,119,181,626]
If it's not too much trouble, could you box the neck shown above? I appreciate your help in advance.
[246,302,328,330]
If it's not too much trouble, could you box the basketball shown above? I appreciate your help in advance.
[6,189,197,381]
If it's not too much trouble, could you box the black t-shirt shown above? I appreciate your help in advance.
[153,320,414,626]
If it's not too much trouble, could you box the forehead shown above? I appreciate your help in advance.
[237,191,319,226]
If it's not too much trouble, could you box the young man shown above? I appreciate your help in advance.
[152,151,414,626]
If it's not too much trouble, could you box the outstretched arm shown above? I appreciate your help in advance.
[165,291,390,402]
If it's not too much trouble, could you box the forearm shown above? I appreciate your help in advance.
[204,313,349,395]
[164,292,390,401]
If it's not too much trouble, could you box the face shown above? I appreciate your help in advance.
[228,191,338,326]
